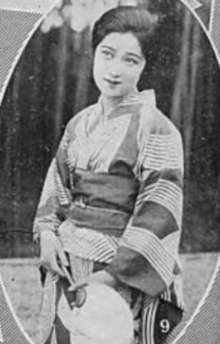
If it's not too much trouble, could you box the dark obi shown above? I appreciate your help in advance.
[58,169,139,237]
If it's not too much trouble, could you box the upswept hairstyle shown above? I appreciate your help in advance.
[92,6,158,61]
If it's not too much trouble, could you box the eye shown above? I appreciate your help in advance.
[124,57,138,66]
[101,49,114,59]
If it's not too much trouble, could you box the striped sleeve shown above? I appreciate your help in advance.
[33,126,72,240]
[106,115,184,297]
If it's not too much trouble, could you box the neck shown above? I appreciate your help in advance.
[100,96,122,117]
[100,89,138,117]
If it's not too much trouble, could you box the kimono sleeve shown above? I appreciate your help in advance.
[106,118,184,297]
[33,125,72,241]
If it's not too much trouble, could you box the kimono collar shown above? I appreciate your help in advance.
[120,89,156,107]
[97,89,156,119]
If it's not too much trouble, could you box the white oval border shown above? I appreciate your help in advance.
[0,0,220,343]
[0,274,35,344]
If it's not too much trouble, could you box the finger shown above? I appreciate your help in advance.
[68,281,88,292]
[57,246,69,267]
[61,265,76,288]
[50,259,65,277]
[40,257,50,271]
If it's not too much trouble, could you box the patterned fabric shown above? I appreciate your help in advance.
[0,275,33,344]
[34,89,184,343]
[0,323,3,343]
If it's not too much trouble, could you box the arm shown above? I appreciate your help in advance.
[106,118,184,297]
[33,125,72,275]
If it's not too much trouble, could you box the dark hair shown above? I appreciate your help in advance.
[92,6,158,61]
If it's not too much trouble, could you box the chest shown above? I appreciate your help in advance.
[67,110,141,173]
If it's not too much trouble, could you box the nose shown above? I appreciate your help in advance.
[108,60,122,78]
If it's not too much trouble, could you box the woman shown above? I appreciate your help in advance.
[34,6,184,344]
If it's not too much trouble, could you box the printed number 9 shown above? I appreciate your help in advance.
[160,319,170,333]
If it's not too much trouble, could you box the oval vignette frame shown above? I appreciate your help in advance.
[0,0,220,344]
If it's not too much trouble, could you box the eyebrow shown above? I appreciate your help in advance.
[101,45,142,59]
[101,45,116,51]
[125,52,142,60]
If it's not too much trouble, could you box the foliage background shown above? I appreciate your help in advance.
[0,0,220,256]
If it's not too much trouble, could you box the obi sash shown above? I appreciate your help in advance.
[63,169,139,237]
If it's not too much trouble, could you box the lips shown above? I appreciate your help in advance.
[104,78,122,86]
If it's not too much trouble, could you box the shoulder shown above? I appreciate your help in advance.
[133,90,180,138]
[65,103,97,134]
[139,103,182,140]
[138,104,184,170]
[58,103,97,149]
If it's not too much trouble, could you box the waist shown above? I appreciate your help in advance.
[71,169,139,213]
[66,169,139,236]
[68,201,131,237]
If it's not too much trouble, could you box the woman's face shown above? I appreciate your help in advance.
[93,32,146,100]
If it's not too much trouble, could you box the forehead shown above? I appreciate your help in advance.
[98,32,143,55]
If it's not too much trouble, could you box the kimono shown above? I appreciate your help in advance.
[33,90,184,344]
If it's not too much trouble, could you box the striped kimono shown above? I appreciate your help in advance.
[34,90,184,344]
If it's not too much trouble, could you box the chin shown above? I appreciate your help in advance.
[105,87,126,97]
[101,89,122,98]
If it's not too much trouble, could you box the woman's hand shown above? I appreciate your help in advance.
[40,230,69,277]
[69,270,119,308]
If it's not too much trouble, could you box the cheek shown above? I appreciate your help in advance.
[93,57,105,82]
[93,62,100,85]
[126,68,143,86]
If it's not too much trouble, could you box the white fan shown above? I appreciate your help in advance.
[58,283,134,344]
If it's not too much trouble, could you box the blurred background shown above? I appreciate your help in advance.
[0,0,219,257]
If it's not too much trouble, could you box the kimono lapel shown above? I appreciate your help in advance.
[67,89,156,171]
